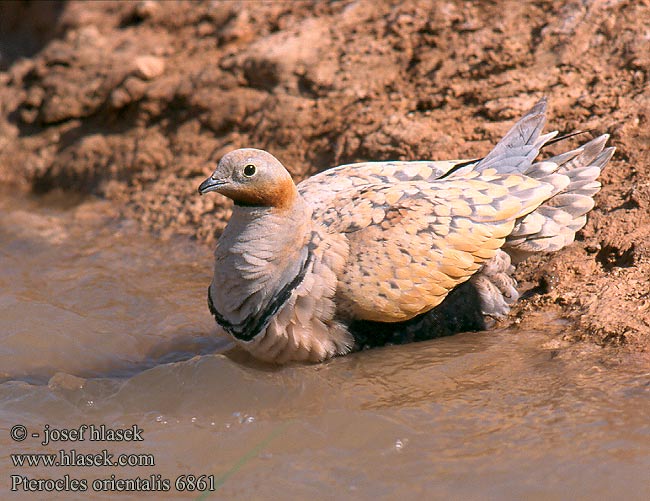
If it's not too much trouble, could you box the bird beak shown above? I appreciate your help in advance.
[198,176,227,195]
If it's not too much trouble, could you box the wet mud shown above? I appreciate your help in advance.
[1,0,648,349]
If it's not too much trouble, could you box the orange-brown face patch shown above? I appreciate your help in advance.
[227,178,297,209]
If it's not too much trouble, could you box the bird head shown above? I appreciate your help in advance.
[198,148,297,209]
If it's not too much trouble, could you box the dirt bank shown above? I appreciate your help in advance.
[1,0,648,349]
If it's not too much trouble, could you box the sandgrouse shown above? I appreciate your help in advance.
[198,99,613,363]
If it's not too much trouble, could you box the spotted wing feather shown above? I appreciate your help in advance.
[314,174,556,322]
[298,160,472,213]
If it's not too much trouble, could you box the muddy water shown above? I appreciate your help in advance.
[1,193,649,499]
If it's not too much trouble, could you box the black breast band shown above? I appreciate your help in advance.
[207,247,314,341]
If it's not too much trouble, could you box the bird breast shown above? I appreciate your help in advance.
[210,202,313,330]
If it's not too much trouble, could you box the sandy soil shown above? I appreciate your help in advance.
[1,0,648,350]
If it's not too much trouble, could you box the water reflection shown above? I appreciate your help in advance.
[1,192,649,500]
[0,193,225,383]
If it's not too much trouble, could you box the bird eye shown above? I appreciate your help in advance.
[243,164,256,177]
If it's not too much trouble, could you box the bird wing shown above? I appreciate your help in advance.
[314,174,555,322]
[298,159,475,213]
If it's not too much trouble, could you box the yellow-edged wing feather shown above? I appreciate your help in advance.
[310,174,555,322]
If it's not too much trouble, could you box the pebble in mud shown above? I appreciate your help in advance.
[134,55,166,80]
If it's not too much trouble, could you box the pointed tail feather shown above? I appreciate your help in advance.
[505,135,614,262]
[474,97,557,174]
